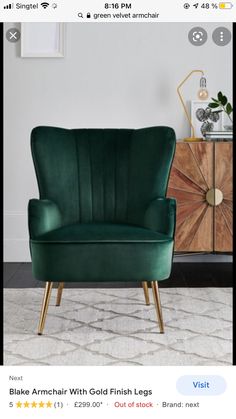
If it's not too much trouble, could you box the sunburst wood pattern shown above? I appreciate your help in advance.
[167,142,232,252]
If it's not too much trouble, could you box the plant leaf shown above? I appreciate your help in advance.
[208,103,219,108]
[218,91,223,101]
[221,95,227,106]
[226,103,233,114]
[211,98,219,103]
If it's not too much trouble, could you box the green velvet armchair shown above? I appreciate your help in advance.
[28,126,176,335]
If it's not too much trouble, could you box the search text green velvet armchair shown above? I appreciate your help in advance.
[28,126,176,335]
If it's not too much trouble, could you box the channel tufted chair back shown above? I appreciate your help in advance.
[29,126,176,335]
[31,126,175,226]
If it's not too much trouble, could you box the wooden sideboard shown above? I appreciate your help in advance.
[167,141,232,252]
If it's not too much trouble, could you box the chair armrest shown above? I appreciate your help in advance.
[143,197,176,238]
[28,199,62,239]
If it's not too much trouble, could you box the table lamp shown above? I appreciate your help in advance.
[177,70,208,142]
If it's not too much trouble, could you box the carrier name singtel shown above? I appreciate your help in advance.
[15,3,39,9]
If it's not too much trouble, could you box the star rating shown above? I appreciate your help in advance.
[15,400,53,408]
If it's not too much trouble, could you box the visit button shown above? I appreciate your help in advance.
[176,375,227,396]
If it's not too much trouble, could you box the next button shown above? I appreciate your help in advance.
[176,375,227,396]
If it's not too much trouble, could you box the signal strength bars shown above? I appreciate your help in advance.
[4,3,14,8]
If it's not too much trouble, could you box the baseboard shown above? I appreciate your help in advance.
[4,262,233,288]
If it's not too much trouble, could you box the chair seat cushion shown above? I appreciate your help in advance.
[30,223,174,282]
[33,223,172,243]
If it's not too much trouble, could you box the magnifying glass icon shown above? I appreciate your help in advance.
[78,12,83,18]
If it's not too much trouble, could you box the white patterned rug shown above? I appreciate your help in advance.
[4,287,232,366]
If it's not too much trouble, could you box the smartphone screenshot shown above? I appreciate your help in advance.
[1,1,234,418]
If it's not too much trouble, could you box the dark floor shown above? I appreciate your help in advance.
[4,262,233,288]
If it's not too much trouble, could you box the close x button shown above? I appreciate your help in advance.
[6,28,21,43]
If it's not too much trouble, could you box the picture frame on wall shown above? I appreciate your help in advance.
[191,100,223,137]
[21,23,64,57]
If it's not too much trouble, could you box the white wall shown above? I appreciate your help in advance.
[4,22,232,261]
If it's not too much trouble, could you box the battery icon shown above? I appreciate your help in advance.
[219,2,233,8]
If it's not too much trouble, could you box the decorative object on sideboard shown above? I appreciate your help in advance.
[191,100,222,138]
[198,76,209,100]
[207,91,233,132]
[204,130,232,141]
[191,92,233,141]
[177,70,207,142]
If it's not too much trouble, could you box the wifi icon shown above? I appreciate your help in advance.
[41,2,49,8]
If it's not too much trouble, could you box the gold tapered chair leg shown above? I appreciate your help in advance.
[151,281,164,333]
[142,281,150,305]
[38,282,53,335]
[56,282,64,307]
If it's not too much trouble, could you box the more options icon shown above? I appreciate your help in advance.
[212,27,232,46]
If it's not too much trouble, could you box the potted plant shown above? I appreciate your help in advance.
[208,92,233,131]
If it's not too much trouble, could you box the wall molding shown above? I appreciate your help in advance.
[4,210,26,216]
